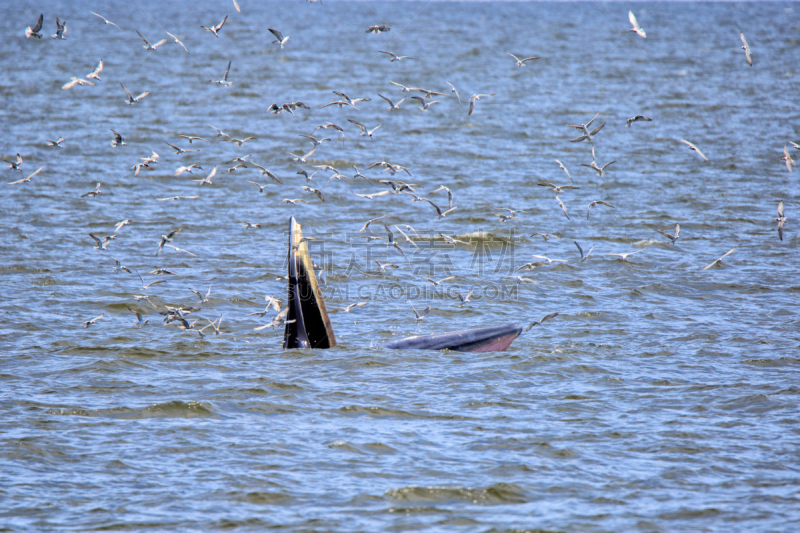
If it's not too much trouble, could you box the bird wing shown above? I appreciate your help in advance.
[556,196,570,219]
[136,30,151,47]
[120,83,133,100]
[268,28,284,41]
[778,201,784,217]
[32,13,43,33]
[223,60,231,80]
[347,119,367,133]
[589,122,606,136]
[215,15,228,31]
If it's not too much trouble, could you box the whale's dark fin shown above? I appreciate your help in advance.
[283,217,337,349]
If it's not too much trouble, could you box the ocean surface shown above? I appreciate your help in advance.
[2,1,799,531]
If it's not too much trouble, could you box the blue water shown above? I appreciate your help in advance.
[2,1,799,531]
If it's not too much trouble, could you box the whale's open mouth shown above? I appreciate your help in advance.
[282,217,522,352]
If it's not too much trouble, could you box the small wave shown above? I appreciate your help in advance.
[385,483,527,505]
[46,400,216,419]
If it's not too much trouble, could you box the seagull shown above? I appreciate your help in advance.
[3,154,23,170]
[90,12,121,30]
[782,146,795,173]
[524,312,559,332]
[431,185,454,208]
[81,183,102,198]
[223,136,255,147]
[420,198,457,218]
[201,15,227,38]
[189,285,212,304]
[341,302,368,313]
[86,59,103,80]
[366,25,390,33]
[468,93,495,116]
[136,31,167,50]
[439,233,469,246]
[555,196,570,220]
[113,258,133,274]
[302,186,325,202]
[194,166,217,185]
[25,14,43,38]
[242,222,261,229]
[379,51,411,62]
[703,248,736,270]
[88,234,114,250]
[156,195,200,201]
[134,295,157,308]
[530,233,555,242]
[281,198,309,205]
[574,240,594,262]
[629,10,646,38]
[62,77,95,90]
[390,81,414,93]
[110,129,125,147]
[445,81,462,107]
[410,95,440,111]
[347,119,382,139]
[135,270,167,291]
[245,180,273,193]
[165,31,190,54]
[127,307,149,327]
[587,200,615,218]
[52,18,67,39]
[507,52,540,67]
[254,308,291,330]
[156,228,182,256]
[569,114,605,142]
[354,190,391,200]
[382,224,409,260]
[680,139,708,161]
[538,182,580,194]
[114,220,131,233]
[165,142,198,154]
[269,28,290,49]
[582,159,616,179]
[209,60,233,86]
[82,313,105,328]
[47,137,64,148]
[410,303,431,322]
[372,259,399,273]
[7,166,44,185]
[120,83,149,104]
[626,115,652,127]
[775,200,786,241]
[740,32,752,66]
[287,146,317,164]
[657,223,680,245]
[178,135,206,143]
[421,275,456,287]
[174,164,202,176]
[602,249,645,261]
[378,93,404,110]
[554,160,573,182]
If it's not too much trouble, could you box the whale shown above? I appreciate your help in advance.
[282,217,522,352]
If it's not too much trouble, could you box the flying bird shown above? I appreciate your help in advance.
[90,12,121,30]
[586,200,615,218]
[165,31,190,54]
[120,83,149,104]
[468,93,495,116]
[680,139,708,161]
[740,32,752,66]
[626,115,652,127]
[628,10,646,38]
[657,223,680,245]
[574,241,594,262]
[554,160,573,182]
[775,201,786,241]
[379,51,411,62]
[110,129,125,147]
[62,77,95,90]
[445,81,462,107]
[209,60,233,86]
[525,312,559,331]
[366,25,390,33]
[86,59,103,80]
[201,15,227,37]
[269,28,290,49]
[781,146,795,173]
[347,119,382,139]
[702,248,736,270]
[507,52,540,67]
[25,14,43,38]
[7,166,44,185]
[52,18,67,39]
[136,31,167,50]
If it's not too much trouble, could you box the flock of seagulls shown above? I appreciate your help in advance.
[5,5,794,341]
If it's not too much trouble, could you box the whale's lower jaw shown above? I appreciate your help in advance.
[380,323,523,352]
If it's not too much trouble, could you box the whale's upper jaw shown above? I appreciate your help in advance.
[283,217,337,349]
